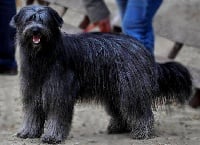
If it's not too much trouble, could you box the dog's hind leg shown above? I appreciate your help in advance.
[17,88,45,139]
[121,100,154,139]
[104,97,131,134]
[41,70,78,144]
[130,107,154,139]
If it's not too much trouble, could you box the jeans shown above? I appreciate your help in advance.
[116,0,163,53]
[0,0,17,68]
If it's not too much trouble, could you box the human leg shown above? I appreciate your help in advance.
[0,0,17,74]
[120,0,151,52]
[26,0,34,5]
[83,0,110,23]
[145,0,163,53]
[80,0,111,32]
[117,0,162,53]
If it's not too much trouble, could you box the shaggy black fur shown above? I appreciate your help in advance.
[11,6,192,144]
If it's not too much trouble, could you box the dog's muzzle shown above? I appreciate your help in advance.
[31,27,41,44]
[23,23,50,45]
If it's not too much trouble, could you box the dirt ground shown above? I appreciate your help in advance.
[0,74,200,145]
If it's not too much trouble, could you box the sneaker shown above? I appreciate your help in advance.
[189,89,200,108]
[0,65,18,75]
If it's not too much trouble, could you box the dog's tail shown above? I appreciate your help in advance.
[154,61,192,105]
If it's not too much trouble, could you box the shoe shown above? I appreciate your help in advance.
[112,25,122,33]
[84,17,111,33]
[79,16,111,33]
[189,89,200,108]
[79,15,90,29]
[0,66,18,75]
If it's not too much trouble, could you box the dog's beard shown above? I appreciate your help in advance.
[20,34,45,54]
[22,35,42,49]
[22,24,51,47]
[22,33,51,53]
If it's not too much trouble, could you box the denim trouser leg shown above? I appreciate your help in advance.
[116,0,162,54]
[145,0,163,53]
[0,0,17,68]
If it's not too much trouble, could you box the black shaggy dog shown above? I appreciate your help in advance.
[11,6,192,144]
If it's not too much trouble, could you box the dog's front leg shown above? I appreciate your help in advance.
[17,85,45,138]
[41,70,78,144]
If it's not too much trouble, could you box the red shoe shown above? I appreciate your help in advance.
[85,17,111,32]
[79,16,90,29]
[79,16,111,33]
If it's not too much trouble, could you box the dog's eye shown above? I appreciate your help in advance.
[26,15,36,24]
[30,15,36,20]
[27,14,36,22]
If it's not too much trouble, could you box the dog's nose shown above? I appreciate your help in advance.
[31,27,40,35]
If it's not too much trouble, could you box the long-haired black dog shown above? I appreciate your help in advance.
[11,6,192,144]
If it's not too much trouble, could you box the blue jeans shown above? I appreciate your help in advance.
[0,0,17,68]
[116,0,163,54]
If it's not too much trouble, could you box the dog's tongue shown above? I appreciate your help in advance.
[32,35,41,44]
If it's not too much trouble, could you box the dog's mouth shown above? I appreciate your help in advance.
[32,35,41,44]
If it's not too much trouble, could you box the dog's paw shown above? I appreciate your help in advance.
[107,119,131,134]
[41,134,62,144]
[16,129,41,139]
[130,129,152,139]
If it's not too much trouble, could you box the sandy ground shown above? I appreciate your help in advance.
[0,73,200,145]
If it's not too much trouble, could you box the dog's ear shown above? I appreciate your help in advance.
[49,8,63,28]
[9,14,18,28]
[9,11,22,28]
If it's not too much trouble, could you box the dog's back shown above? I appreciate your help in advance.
[62,32,191,106]
[62,32,157,102]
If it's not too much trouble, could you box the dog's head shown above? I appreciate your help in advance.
[10,5,63,46]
